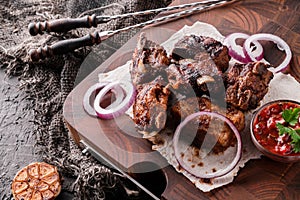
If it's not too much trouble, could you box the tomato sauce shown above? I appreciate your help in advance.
[252,101,300,156]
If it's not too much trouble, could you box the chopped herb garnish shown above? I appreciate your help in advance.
[282,107,300,126]
[276,108,300,153]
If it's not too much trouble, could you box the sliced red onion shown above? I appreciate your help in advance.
[243,33,292,73]
[83,82,124,117]
[173,111,242,179]
[223,33,264,63]
[93,81,136,119]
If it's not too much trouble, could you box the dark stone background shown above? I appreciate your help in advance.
[0,70,73,200]
[0,0,69,198]
[0,71,41,199]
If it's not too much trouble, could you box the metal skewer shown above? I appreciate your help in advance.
[95,0,230,21]
[29,0,231,36]
[102,0,238,40]
[29,0,239,61]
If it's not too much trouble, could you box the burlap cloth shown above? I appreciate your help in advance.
[1,0,172,199]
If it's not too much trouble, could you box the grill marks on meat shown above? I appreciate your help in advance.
[166,35,228,97]
[130,33,170,86]
[177,57,224,95]
[171,97,245,153]
[224,62,274,110]
[166,52,225,97]
[133,76,170,134]
[171,35,230,72]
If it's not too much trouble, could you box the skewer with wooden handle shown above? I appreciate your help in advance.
[28,31,112,61]
[28,0,228,36]
[28,15,99,36]
[28,0,239,61]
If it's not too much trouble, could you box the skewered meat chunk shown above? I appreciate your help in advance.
[132,76,170,135]
[171,35,230,72]
[130,33,170,86]
[224,62,273,111]
[170,97,245,153]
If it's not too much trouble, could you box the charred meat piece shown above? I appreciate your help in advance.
[171,35,206,60]
[171,97,245,132]
[133,76,170,135]
[197,36,231,72]
[171,35,230,72]
[171,97,245,153]
[170,97,211,126]
[130,33,170,86]
[166,54,225,96]
[224,62,274,111]
[165,64,195,100]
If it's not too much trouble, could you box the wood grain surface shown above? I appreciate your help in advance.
[63,0,300,199]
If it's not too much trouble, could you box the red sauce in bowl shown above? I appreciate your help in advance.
[252,101,300,156]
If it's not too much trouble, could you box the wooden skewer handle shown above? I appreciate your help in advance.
[28,15,97,36]
[29,31,103,61]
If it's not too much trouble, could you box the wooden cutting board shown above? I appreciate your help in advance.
[63,0,300,199]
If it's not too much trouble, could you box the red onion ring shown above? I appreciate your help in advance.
[83,82,124,117]
[93,81,136,119]
[224,33,264,63]
[173,111,242,179]
[243,33,292,73]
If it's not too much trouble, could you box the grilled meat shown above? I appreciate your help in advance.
[132,76,170,135]
[171,97,245,153]
[130,33,170,86]
[224,62,274,111]
[130,33,273,154]
[169,57,224,96]
[171,35,230,72]
[166,35,229,97]
[170,96,211,126]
